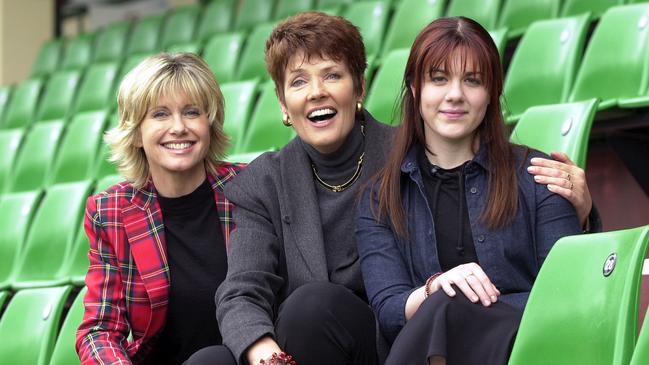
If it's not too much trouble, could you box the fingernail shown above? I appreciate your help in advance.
[533,175,541,181]
[483,300,491,306]
[527,166,533,172]
[530,158,540,163]
[472,296,478,302]
[491,295,497,302]
[547,185,553,191]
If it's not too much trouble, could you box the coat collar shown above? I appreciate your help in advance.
[400,142,490,174]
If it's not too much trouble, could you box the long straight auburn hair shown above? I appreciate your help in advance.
[373,16,518,238]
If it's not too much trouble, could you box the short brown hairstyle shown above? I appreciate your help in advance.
[265,12,367,102]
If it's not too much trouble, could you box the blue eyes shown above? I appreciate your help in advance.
[289,73,342,88]
[150,108,202,119]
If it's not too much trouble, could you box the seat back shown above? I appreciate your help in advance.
[509,225,649,365]
[30,39,63,78]
[498,0,561,38]
[74,63,119,114]
[203,32,245,84]
[237,23,276,81]
[380,0,444,58]
[504,14,590,120]
[510,99,598,169]
[0,286,73,365]
[630,301,649,364]
[35,70,82,123]
[11,180,94,289]
[274,0,314,20]
[94,113,119,180]
[48,287,87,365]
[343,1,390,58]
[317,0,353,9]
[160,5,200,49]
[0,191,42,289]
[365,48,409,125]
[446,0,502,30]
[3,78,43,129]
[9,122,65,192]
[60,33,94,71]
[49,110,108,185]
[221,80,259,153]
[196,0,236,40]
[233,0,275,31]
[126,14,164,56]
[240,80,294,152]
[0,128,25,194]
[489,28,508,57]
[0,85,12,128]
[93,20,132,63]
[569,4,649,108]
[561,0,625,18]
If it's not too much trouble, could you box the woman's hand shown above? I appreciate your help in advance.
[432,262,500,307]
[246,336,283,365]
[527,151,592,227]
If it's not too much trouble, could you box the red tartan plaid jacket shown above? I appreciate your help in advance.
[76,163,244,364]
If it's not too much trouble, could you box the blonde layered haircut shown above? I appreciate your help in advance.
[106,53,228,188]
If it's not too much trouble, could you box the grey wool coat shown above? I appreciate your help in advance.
[216,111,395,363]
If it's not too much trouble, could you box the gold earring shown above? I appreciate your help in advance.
[282,113,292,127]
[356,101,363,113]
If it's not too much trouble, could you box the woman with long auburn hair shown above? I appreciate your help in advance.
[356,17,582,364]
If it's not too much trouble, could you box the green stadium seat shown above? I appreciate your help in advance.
[49,110,108,185]
[0,291,6,312]
[30,39,63,78]
[561,0,625,18]
[35,70,82,123]
[125,14,164,56]
[489,28,508,57]
[74,63,119,114]
[94,113,119,179]
[0,191,42,289]
[0,286,73,365]
[380,0,445,58]
[0,128,25,194]
[0,85,12,128]
[8,122,65,192]
[113,53,154,99]
[221,80,259,153]
[60,33,94,71]
[167,42,202,54]
[503,14,590,123]
[274,0,314,19]
[203,32,246,83]
[60,175,124,286]
[630,307,649,364]
[160,5,200,49]
[48,287,87,365]
[240,80,295,152]
[497,0,561,38]
[92,20,132,63]
[569,4,649,109]
[365,48,409,125]
[344,1,390,58]
[446,0,502,30]
[236,23,275,81]
[225,150,270,163]
[196,0,236,40]
[11,180,94,289]
[509,225,649,365]
[509,99,599,169]
[234,0,275,31]
[316,0,353,9]
[3,78,43,129]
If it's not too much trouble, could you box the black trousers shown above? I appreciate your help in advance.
[186,282,378,365]
[385,290,522,365]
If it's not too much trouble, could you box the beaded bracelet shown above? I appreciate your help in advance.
[259,352,296,365]
[424,272,443,298]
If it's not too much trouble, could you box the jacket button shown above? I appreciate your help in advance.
[470,187,478,194]
[282,215,290,224]
[478,235,485,243]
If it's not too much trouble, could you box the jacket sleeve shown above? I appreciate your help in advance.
[216,177,285,364]
[355,187,418,344]
[76,196,132,365]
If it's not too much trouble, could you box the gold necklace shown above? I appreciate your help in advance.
[312,152,365,193]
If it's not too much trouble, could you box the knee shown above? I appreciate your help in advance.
[279,282,356,328]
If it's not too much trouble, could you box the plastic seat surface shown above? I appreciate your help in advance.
[203,32,245,84]
[236,23,276,81]
[74,63,119,114]
[60,33,94,71]
[0,128,25,194]
[446,0,501,30]
[3,78,43,129]
[35,70,82,123]
[126,14,164,56]
[344,1,390,58]
[48,287,87,365]
[30,39,63,78]
[160,5,200,49]
[380,0,444,57]
[196,0,236,40]
[365,48,409,125]
[221,80,258,153]
[561,0,625,18]
[498,0,561,38]
[93,20,132,62]
[233,0,275,30]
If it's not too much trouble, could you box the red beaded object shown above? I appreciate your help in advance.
[424,272,443,298]
[259,352,297,365]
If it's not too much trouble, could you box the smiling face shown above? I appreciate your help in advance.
[417,50,490,151]
[280,52,363,154]
[136,92,210,187]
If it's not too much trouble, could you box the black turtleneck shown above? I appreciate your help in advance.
[417,148,479,272]
[302,120,366,299]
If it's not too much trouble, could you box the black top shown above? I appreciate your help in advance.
[418,148,479,272]
[302,120,367,299]
[144,179,227,365]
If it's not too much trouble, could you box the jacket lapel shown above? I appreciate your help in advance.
[279,140,329,281]
[122,182,169,337]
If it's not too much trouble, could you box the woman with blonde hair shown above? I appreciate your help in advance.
[76,53,242,365]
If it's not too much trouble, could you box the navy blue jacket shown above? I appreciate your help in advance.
[356,143,581,343]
